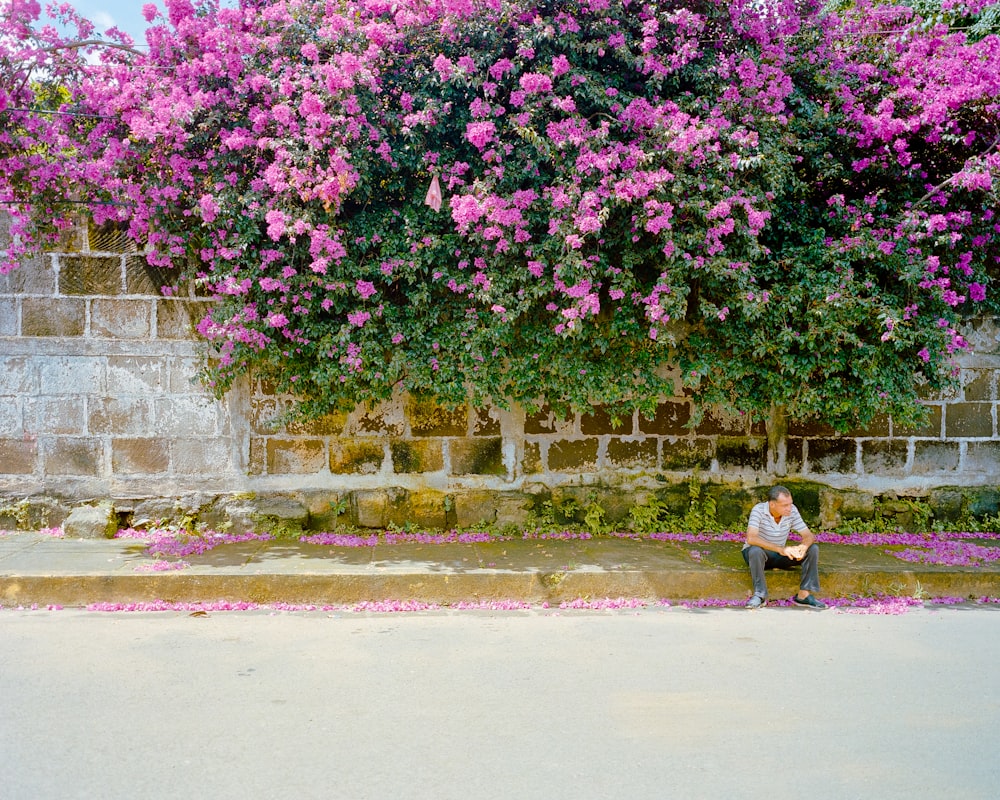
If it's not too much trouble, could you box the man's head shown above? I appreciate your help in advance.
[768,485,793,516]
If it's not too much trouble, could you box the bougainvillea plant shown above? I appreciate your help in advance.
[2,0,998,431]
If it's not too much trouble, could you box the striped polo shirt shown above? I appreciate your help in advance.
[742,501,808,551]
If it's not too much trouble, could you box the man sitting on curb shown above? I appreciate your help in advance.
[743,485,826,610]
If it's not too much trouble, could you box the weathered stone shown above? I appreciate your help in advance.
[660,439,712,471]
[48,218,85,253]
[171,438,236,475]
[0,400,21,436]
[112,438,170,474]
[524,405,574,434]
[407,397,467,436]
[451,437,504,475]
[89,397,152,435]
[0,357,35,395]
[522,442,543,474]
[267,439,326,474]
[391,439,443,473]
[0,438,37,474]
[330,439,384,474]
[248,439,266,475]
[962,369,994,401]
[250,398,287,435]
[58,255,122,295]
[912,441,960,474]
[819,488,876,529]
[861,441,909,476]
[638,401,691,435]
[580,407,632,435]
[454,490,500,528]
[351,489,389,528]
[548,439,599,472]
[253,495,309,529]
[26,396,86,435]
[965,441,1000,474]
[91,299,152,338]
[125,256,166,295]
[156,299,205,339]
[945,403,994,438]
[715,437,766,470]
[787,418,836,436]
[807,439,856,474]
[88,221,136,254]
[42,437,101,476]
[0,298,15,336]
[297,491,349,532]
[965,487,1000,517]
[713,486,760,530]
[494,493,534,527]
[894,405,943,438]
[845,414,890,438]
[785,437,804,474]
[63,502,117,539]
[354,401,404,436]
[694,408,747,436]
[107,356,167,395]
[21,297,85,336]
[606,438,658,470]
[926,488,966,521]
[37,356,103,395]
[0,494,68,530]
[286,412,348,436]
[0,255,56,294]
[401,489,450,529]
[130,496,206,528]
[153,396,223,437]
[473,406,502,436]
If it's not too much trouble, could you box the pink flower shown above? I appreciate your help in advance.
[519,73,553,94]
[970,282,987,302]
[918,348,930,362]
[489,58,515,80]
[355,280,376,299]
[465,121,496,150]
[433,54,454,80]
[198,194,220,223]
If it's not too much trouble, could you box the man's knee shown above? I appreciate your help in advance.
[744,545,766,564]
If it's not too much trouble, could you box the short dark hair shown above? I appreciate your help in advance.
[768,485,792,502]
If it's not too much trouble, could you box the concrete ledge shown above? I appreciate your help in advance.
[2,535,999,607]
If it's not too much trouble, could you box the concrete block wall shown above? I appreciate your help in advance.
[2,216,999,529]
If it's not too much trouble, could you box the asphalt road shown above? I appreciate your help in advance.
[2,605,998,800]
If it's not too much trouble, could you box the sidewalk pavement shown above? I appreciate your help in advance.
[3,531,1000,608]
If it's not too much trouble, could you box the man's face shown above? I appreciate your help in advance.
[769,494,793,517]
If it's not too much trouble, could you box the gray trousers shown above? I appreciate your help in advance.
[742,544,820,598]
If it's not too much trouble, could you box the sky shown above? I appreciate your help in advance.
[51,2,238,45]
[66,2,154,43]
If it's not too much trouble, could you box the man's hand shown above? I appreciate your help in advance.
[784,544,807,560]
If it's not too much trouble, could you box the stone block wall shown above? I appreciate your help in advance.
[2,217,999,530]
[0,220,248,504]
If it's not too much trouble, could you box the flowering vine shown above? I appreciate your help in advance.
[1,0,998,429]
